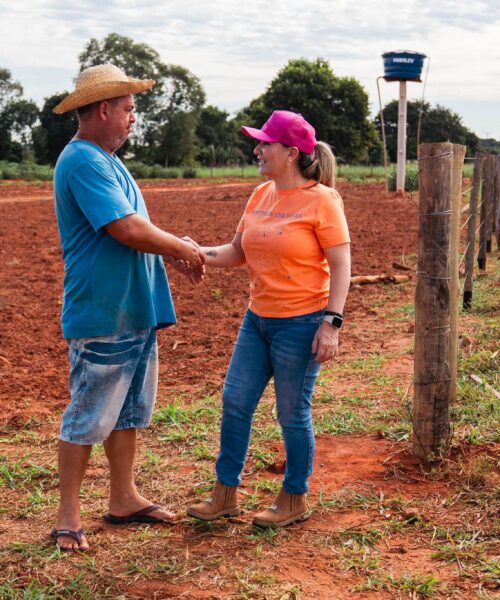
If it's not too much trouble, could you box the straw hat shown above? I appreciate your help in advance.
[53,64,155,114]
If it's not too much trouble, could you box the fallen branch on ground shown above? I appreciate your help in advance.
[351,274,412,285]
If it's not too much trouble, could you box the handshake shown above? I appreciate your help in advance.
[164,236,206,284]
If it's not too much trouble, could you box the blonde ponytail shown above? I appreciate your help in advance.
[298,141,336,188]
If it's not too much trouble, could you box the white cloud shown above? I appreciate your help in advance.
[0,0,499,136]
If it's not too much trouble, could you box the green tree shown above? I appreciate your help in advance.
[147,64,206,166]
[77,33,205,164]
[195,105,240,166]
[32,93,78,165]
[375,100,479,161]
[237,58,379,164]
[0,68,39,161]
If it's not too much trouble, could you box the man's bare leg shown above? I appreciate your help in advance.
[104,428,175,520]
[55,440,91,551]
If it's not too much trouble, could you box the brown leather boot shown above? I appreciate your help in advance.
[187,480,240,521]
[252,487,311,527]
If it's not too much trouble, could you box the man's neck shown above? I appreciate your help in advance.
[75,128,115,155]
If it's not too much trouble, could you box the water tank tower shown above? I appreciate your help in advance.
[380,50,427,193]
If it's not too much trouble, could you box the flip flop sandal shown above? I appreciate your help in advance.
[51,527,88,552]
[103,503,176,525]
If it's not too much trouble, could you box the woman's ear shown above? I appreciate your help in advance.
[288,146,300,162]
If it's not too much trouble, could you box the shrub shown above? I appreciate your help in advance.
[150,164,168,178]
[182,166,197,179]
[125,161,153,179]
[388,167,419,191]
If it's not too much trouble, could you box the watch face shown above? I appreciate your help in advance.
[331,316,343,328]
[323,315,343,328]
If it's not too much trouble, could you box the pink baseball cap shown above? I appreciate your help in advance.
[241,110,317,154]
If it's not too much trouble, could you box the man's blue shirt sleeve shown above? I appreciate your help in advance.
[69,158,136,232]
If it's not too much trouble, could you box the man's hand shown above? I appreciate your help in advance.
[164,256,205,284]
[175,239,205,270]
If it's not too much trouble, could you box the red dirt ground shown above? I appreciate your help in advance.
[4,179,496,599]
[0,181,417,423]
[0,178,418,426]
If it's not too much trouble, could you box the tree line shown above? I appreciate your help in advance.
[0,33,489,169]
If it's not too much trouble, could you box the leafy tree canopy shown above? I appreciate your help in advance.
[237,58,379,163]
[375,100,479,161]
[78,33,205,165]
[32,93,78,165]
[195,105,241,166]
[0,68,39,160]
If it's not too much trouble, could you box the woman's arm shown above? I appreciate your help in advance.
[312,242,351,363]
[197,232,246,268]
[323,243,351,314]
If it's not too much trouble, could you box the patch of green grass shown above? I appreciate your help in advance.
[462,269,499,315]
[318,488,381,512]
[370,374,397,388]
[371,421,412,441]
[389,302,415,321]
[354,572,442,596]
[154,556,184,576]
[454,381,499,444]
[247,526,283,545]
[240,491,260,510]
[153,399,191,425]
[144,449,162,467]
[478,558,500,588]
[0,575,105,600]
[249,447,276,471]
[341,527,383,548]
[342,352,387,373]
[4,542,62,561]
[189,443,215,461]
[431,540,489,566]
[252,424,282,442]
[337,164,387,183]
[315,408,366,435]
[0,430,45,445]
[340,543,382,575]
[0,458,55,490]
[254,478,281,495]
[337,395,368,406]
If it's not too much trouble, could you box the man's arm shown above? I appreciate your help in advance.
[105,213,205,269]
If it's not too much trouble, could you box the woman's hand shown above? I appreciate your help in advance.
[164,256,205,284]
[311,322,340,363]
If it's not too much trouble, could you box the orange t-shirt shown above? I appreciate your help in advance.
[237,180,350,317]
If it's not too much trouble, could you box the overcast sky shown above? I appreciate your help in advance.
[1,0,499,139]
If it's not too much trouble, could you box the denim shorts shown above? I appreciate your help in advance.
[60,328,158,445]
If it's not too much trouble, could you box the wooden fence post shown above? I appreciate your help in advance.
[413,142,454,460]
[463,153,484,309]
[478,154,495,269]
[495,155,500,248]
[449,144,466,404]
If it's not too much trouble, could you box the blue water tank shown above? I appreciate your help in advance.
[382,50,426,82]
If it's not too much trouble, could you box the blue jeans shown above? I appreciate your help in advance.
[60,328,158,445]
[216,309,322,494]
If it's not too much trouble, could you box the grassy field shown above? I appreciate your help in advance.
[0,161,475,183]
[0,256,498,598]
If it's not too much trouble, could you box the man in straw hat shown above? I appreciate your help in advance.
[51,64,205,551]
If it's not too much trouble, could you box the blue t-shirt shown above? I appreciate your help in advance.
[54,139,176,339]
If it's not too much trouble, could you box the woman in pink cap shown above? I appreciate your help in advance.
[187,110,351,527]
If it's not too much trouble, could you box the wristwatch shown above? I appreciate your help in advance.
[323,311,343,329]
